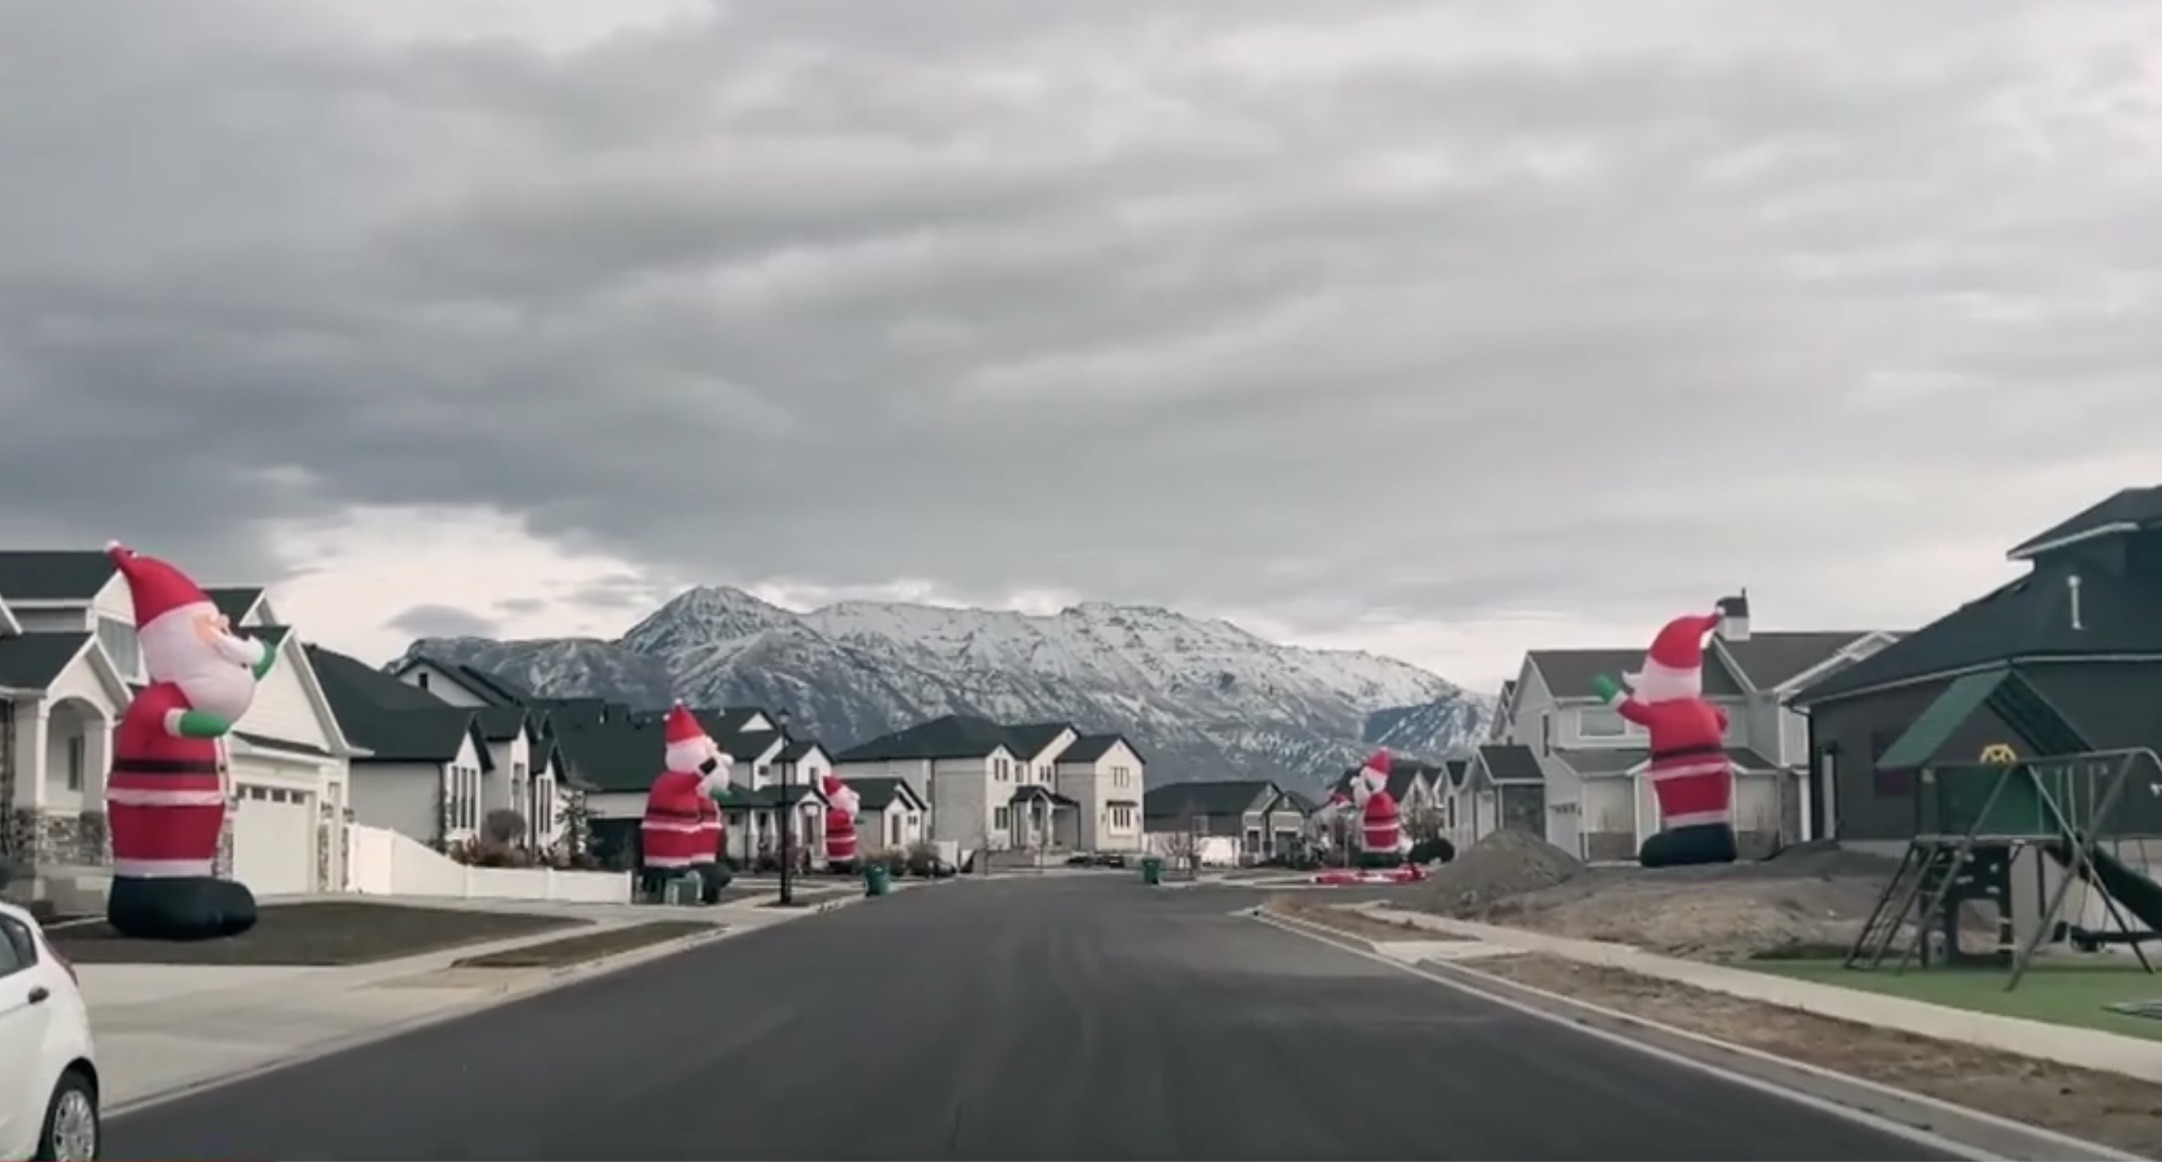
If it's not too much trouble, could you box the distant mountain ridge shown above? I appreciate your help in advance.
[394,586,1492,790]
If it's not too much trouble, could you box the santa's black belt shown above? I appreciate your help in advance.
[114,758,224,775]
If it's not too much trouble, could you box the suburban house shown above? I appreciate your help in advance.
[1141,779,1309,864]
[832,714,1147,856]
[1497,594,1898,860]
[1051,732,1145,853]
[842,777,930,851]
[388,655,568,850]
[1440,744,1547,851]
[0,550,358,904]
[309,646,504,849]
[1791,486,2162,850]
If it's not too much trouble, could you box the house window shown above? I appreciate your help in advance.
[96,616,141,680]
[889,814,901,845]
[1540,713,1553,756]
[417,672,430,690]
[995,758,1010,781]
[1038,764,1051,783]
[65,735,84,792]
[1577,708,1633,739]
[1110,805,1134,829]
[993,806,1011,831]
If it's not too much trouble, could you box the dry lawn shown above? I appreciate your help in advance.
[1474,954,2162,1158]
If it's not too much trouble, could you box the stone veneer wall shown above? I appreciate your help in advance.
[7,808,111,869]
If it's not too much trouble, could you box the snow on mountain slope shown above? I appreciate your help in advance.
[396,586,1494,790]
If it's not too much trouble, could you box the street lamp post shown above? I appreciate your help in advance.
[776,707,795,907]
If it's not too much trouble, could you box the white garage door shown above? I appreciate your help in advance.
[232,783,315,895]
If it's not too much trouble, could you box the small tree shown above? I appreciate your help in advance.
[1406,803,1445,843]
[482,808,528,847]
[1157,804,1203,876]
[555,794,594,858]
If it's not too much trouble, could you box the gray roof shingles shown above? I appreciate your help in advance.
[1530,647,1747,699]
[0,632,92,689]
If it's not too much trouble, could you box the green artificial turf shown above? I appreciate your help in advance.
[1755,957,2162,1040]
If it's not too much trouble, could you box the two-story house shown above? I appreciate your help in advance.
[1500,594,1896,861]
[1790,486,2162,850]
[389,656,568,849]
[832,715,1036,854]
[1051,732,1146,853]
[0,551,357,904]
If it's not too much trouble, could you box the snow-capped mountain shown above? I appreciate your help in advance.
[394,587,1493,789]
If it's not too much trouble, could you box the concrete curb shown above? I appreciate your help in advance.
[1250,907,2143,1162]
[106,897,868,1120]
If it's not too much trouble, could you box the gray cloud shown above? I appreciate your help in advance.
[6,0,2162,655]
[383,603,501,641]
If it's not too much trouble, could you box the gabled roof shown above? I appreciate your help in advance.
[206,586,264,624]
[1555,747,1647,778]
[389,654,532,707]
[0,632,97,691]
[1443,758,1468,788]
[1274,788,1320,815]
[841,777,927,813]
[2005,486,2162,561]
[714,782,827,809]
[1003,722,1074,762]
[1793,565,2162,706]
[1009,785,1078,808]
[0,551,116,602]
[474,705,529,743]
[1528,648,1747,700]
[777,738,826,764]
[835,714,1018,762]
[1476,744,1543,784]
[1714,631,1879,691]
[546,715,663,793]
[1142,779,1278,820]
[1056,733,1142,764]
[718,730,788,764]
[309,645,491,767]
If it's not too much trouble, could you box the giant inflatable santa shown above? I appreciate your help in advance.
[1352,749,1402,867]
[104,543,275,941]
[820,774,860,871]
[1590,611,1738,868]
[642,703,731,902]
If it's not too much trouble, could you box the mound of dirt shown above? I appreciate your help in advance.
[1409,835,1907,961]
[1415,831,1586,916]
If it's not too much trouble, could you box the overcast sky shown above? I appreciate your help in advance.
[6,0,2162,692]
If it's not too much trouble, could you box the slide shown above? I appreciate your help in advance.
[2043,841,2162,947]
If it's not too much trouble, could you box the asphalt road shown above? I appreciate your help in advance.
[108,878,1954,1161]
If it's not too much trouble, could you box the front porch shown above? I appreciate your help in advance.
[3,692,119,877]
[1006,785,1079,853]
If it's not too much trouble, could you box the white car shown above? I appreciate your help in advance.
[0,903,97,1160]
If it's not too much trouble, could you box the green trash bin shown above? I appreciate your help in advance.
[1141,856,1164,886]
[864,864,892,898]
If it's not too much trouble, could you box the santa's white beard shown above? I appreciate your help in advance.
[1628,660,1702,703]
[665,740,712,775]
[141,611,258,722]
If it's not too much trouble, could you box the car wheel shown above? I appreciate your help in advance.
[34,1069,98,1161]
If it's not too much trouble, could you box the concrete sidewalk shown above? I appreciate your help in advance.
[91,891,869,1110]
[1359,903,2162,1084]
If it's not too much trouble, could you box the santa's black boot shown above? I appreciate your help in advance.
[1637,823,1739,869]
[108,876,256,941]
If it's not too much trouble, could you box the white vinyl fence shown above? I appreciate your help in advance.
[345,823,630,904]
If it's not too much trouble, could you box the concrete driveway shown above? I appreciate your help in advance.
[106,878,1953,1160]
